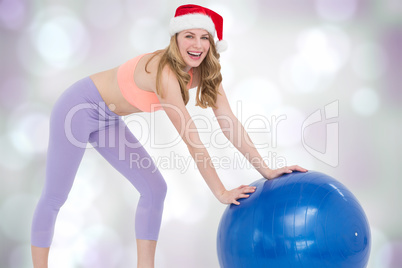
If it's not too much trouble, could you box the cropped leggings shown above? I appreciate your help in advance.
[31,77,167,247]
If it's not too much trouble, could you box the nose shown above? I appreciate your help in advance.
[193,37,202,48]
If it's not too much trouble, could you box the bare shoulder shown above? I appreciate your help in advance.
[142,52,162,72]
[134,52,162,92]
[158,64,181,99]
[160,64,200,90]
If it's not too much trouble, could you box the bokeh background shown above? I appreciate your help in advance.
[1,0,401,267]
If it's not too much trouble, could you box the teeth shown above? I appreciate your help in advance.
[188,52,201,57]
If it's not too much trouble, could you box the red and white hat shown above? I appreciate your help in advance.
[169,4,228,53]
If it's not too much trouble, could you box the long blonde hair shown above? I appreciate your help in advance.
[145,33,222,109]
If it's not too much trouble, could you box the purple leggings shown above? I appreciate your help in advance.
[31,77,167,247]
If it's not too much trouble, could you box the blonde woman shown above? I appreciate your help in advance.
[31,4,307,268]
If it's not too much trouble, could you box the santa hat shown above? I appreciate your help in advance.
[169,4,228,53]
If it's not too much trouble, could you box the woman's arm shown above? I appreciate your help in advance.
[156,68,255,205]
[212,84,307,179]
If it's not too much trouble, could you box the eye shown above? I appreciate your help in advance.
[185,35,193,38]
[201,36,209,40]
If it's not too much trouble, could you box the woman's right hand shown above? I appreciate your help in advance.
[217,185,257,205]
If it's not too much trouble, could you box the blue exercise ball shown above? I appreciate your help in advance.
[217,171,371,268]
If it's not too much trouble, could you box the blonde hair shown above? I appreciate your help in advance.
[145,33,222,109]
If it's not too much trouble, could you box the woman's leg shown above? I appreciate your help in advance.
[31,246,49,268]
[31,79,97,267]
[136,239,157,268]
[88,118,167,267]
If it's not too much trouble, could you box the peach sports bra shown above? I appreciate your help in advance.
[117,53,193,113]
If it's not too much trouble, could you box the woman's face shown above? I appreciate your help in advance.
[176,28,211,70]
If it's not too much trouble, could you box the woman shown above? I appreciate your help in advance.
[31,4,307,268]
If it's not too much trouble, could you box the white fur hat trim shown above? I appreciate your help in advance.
[169,13,215,37]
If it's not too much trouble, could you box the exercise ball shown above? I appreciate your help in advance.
[217,171,371,268]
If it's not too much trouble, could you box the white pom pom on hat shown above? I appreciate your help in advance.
[169,4,228,53]
[216,40,228,53]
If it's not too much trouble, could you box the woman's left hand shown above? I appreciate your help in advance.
[217,185,257,205]
[263,165,308,180]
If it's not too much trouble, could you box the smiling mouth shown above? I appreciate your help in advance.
[187,51,202,58]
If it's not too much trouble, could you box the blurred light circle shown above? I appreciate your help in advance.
[281,26,350,94]
[297,26,350,74]
[36,22,73,63]
[351,42,387,81]
[285,55,331,93]
[67,173,104,212]
[55,216,84,244]
[315,0,358,21]
[351,88,380,116]
[0,194,37,242]
[0,76,28,110]
[180,177,210,224]
[378,240,402,267]
[0,135,31,170]
[48,248,76,268]
[86,0,123,29]
[9,113,49,155]
[0,0,27,30]
[125,1,168,19]
[162,176,210,224]
[220,59,235,89]
[29,6,90,69]
[54,205,102,250]
[35,18,87,67]
[297,28,346,73]
[281,146,317,171]
[72,225,123,267]
[7,102,50,156]
[130,18,169,53]
[231,77,282,120]
[271,106,305,147]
